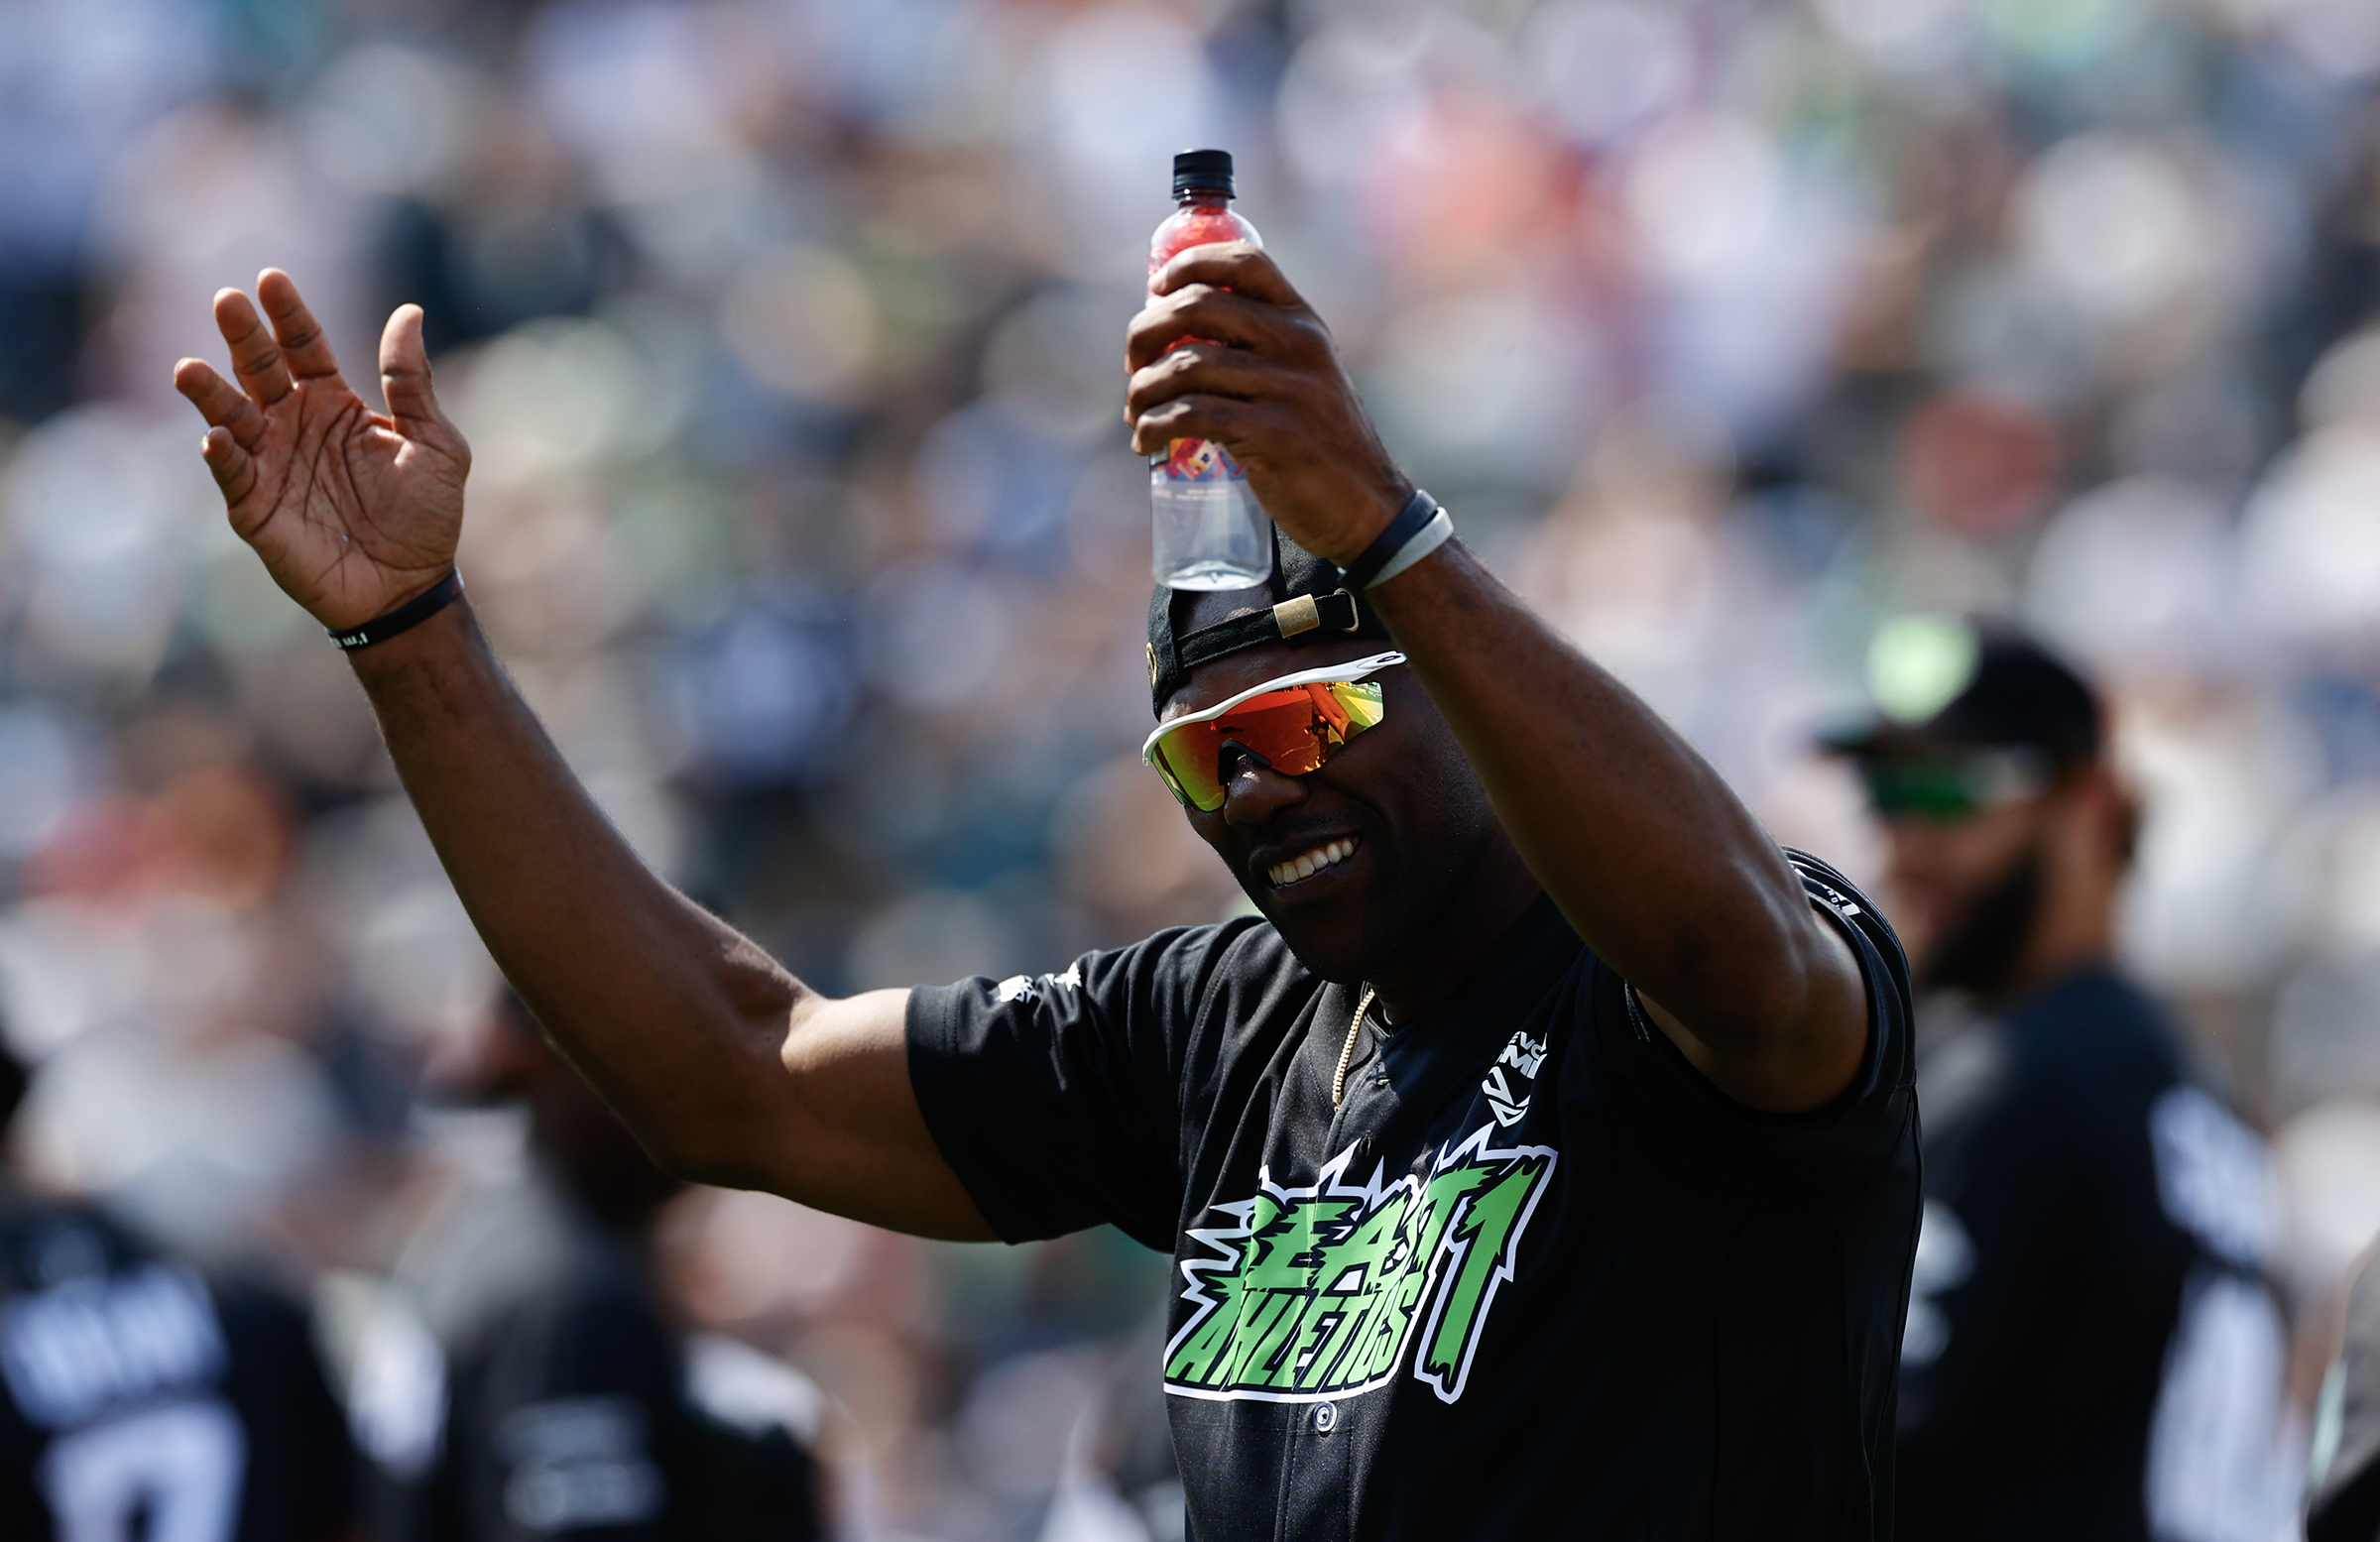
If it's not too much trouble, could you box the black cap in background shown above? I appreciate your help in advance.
[1820,614,2102,764]
[1173,149,1236,198]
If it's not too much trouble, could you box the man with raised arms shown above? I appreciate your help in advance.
[175,244,1919,1540]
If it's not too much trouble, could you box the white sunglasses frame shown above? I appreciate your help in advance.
[1140,650,1408,771]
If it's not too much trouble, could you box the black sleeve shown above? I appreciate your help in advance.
[1610,850,1918,1188]
[905,921,1262,1248]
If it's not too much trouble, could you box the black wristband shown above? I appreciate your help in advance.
[1342,489,1442,588]
[328,570,464,651]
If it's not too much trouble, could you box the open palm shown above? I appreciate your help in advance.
[174,270,470,633]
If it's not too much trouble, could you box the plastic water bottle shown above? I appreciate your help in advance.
[1149,149,1269,591]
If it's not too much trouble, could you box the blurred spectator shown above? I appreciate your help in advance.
[1831,616,2294,1540]
[347,990,827,1540]
[1079,1315,1187,1542]
[0,1026,355,1540]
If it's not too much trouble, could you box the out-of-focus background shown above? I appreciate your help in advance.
[6,0,2380,1534]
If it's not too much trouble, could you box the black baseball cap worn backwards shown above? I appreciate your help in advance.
[1821,614,2102,765]
[1147,526,1394,717]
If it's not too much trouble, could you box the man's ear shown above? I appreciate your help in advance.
[2070,762,2139,867]
[2104,771,2143,868]
[2045,763,2132,885]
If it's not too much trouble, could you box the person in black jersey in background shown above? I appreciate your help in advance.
[176,236,1918,1538]
[348,989,826,1541]
[1830,616,2293,1542]
[0,1030,355,1542]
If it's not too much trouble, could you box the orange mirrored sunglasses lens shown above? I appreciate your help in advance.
[1151,681,1385,811]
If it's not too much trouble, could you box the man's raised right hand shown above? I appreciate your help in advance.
[173,269,470,632]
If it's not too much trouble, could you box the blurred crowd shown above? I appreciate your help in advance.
[8,0,2380,1535]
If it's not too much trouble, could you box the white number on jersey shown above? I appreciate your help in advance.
[40,1397,247,1542]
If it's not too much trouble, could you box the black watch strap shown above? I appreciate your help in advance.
[328,570,464,652]
[1342,490,1441,589]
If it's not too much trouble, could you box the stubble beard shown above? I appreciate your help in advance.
[1916,841,2046,1000]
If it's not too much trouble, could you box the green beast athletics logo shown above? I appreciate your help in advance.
[1163,1125,1556,1406]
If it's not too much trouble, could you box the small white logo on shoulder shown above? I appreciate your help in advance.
[1483,1030,1547,1127]
[992,961,1083,1008]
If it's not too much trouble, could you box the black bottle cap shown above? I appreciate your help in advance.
[1172,148,1236,198]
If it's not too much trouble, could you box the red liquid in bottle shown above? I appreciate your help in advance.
[1149,200,1261,279]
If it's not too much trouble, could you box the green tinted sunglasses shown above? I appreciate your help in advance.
[1857,748,2053,823]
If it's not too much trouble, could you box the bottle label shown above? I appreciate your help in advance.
[1163,437,1247,483]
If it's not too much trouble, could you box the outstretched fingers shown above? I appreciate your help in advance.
[212,288,293,406]
[378,303,441,427]
[257,268,342,382]
[197,424,258,506]
[173,357,268,450]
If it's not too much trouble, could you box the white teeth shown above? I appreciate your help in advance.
[1267,837,1361,888]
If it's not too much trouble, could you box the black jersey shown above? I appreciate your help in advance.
[349,1163,825,1542]
[907,852,1920,1541]
[1894,969,2289,1541]
[0,1192,352,1542]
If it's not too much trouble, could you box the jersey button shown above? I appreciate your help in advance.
[1313,1401,1337,1434]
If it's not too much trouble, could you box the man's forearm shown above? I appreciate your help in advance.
[1367,539,1853,1060]
[349,599,804,1182]
[173,273,985,1231]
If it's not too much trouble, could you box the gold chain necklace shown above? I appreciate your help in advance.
[1331,985,1377,1109]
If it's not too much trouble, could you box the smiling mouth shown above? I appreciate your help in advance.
[1266,837,1360,889]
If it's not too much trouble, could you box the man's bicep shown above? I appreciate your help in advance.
[757,987,997,1241]
[1640,909,1871,1114]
